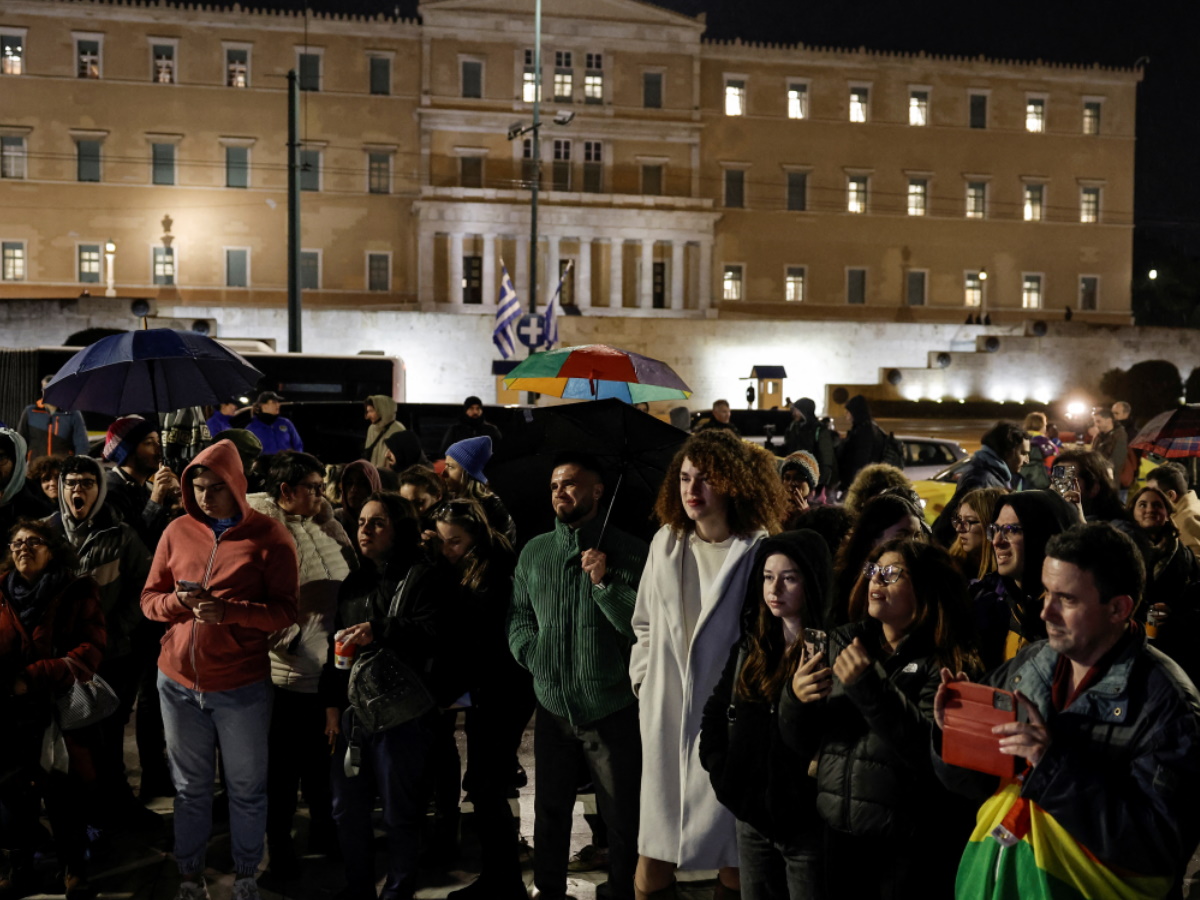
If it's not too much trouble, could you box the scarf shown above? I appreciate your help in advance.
[5,566,70,631]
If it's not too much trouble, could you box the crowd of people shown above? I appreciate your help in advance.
[0,384,1197,900]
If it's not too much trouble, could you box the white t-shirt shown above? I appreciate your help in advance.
[680,532,735,646]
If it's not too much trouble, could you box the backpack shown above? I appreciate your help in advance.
[345,566,437,735]
[879,427,906,470]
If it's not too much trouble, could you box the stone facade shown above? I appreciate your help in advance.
[0,0,1138,325]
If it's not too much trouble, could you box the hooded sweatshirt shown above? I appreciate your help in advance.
[0,429,45,539]
[334,459,382,535]
[363,394,406,470]
[969,489,1079,669]
[140,439,299,692]
[45,457,152,660]
[698,529,834,839]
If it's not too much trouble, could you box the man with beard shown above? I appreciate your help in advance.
[103,415,181,552]
[46,455,159,828]
[507,452,648,900]
[440,395,501,456]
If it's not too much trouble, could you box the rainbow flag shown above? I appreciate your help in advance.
[957,782,1172,899]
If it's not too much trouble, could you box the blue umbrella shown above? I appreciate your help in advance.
[44,329,263,415]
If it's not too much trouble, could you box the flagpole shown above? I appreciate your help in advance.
[529,0,542,319]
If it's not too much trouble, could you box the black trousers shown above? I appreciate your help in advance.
[267,686,334,843]
[533,703,641,900]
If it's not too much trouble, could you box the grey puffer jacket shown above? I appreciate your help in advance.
[779,619,954,838]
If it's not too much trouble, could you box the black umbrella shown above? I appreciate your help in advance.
[541,399,688,544]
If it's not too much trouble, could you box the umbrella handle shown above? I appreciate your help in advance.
[596,469,624,551]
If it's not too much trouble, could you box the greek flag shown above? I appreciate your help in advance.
[493,261,521,359]
[544,260,572,350]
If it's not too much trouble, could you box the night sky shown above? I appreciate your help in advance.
[227,0,1200,262]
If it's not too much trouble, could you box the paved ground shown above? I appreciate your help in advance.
[24,711,1198,900]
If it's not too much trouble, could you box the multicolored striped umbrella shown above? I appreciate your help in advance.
[1129,405,1200,458]
[503,344,691,403]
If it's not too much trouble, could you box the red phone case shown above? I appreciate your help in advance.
[942,682,1019,778]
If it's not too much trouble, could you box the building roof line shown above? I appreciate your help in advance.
[55,0,420,26]
[701,36,1140,75]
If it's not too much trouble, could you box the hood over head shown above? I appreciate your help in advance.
[796,397,818,422]
[339,459,383,498]
[57,456,109,542]
[0,429,28,506]
[367,394,398,425]
[745,528,834,632]
[181,439,250,523]
[845,394,872,423]
[995,489,1079,597]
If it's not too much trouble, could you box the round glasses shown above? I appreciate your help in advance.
[862,562,904,585]
[987,523,1024,542]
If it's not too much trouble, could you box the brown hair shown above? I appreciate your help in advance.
[737,562,810,703]
[846,538,981,674]
[27,455,63,483]
[948,487,1006,579]
[430,497,514,592]
[841,463,912,518]
[653,430,787,537]
[1,518,79,577]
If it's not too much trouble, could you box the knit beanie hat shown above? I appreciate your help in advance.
[464,395,483,410]
[102,415,155,465]
[782,450,820,490]
[212,428,263,475]
[445,435,493,485]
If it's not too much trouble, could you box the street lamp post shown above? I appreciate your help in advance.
[104,239,116,297]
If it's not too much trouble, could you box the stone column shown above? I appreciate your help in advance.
[516,233,530,303]
[609,239,623,308]
[418,229,435,306]
[698,240,713,311]
[482,233,497,305]
[576,239,592,309]
[640,240,654,309]
[670,240,685,310]
[448,232,464,305]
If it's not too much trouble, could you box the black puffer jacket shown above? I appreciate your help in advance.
[698,530,832,840]
[779,618,955,838]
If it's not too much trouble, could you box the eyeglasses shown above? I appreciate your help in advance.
[951,516,981,532]
[987,523,1025,542]
[294,481,326,495]
[63,478,98,490]
[862,562,904,585]
[9,537,47,551]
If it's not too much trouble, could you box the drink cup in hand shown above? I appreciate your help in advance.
[334,639,358,670]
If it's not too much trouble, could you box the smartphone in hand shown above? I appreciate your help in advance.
[177,580,203,593]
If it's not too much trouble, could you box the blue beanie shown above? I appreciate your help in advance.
[446,435,493,485]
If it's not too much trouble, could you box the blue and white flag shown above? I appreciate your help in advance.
[493,261,521,359]
[544,259,572,350]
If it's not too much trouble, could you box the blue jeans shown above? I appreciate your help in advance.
[158,671,273,878]
[736,818,825,900]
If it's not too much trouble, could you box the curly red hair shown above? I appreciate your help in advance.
[654,430,787,537]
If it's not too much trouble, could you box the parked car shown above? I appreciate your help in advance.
[912,457,974,524]
[896,435,969,481]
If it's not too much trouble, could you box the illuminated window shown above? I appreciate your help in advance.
[1022,274,1043,309]
[2,242,25,281]
[1080,187,1100,223]
[1023,184,1044,222]
[787,83,808,120]
[849,87,869,123]
[152,43,175,84]
[77,38,100,78]
[847,176,867,214]
[1026,97,1045,133]
[226,48,249,87]
[0,136,26,179]
[909,89,929,126]
[966,182,986,219]
[78,245,101,283]
[785,266,805,302]
[553,52,572,102]
[725,78,745,116]
[585,53,603,104]
[1,34,24,75]
[964,272,983,307]
[522,49,539,103]
[1083,101,1101,135]
[722,264,743,300]
[153,246,175,285]
[907,179,928,216]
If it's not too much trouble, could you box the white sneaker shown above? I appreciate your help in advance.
[232,877,260,900]
[174,880,209,900]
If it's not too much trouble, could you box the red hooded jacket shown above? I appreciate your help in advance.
[141,440,299,692]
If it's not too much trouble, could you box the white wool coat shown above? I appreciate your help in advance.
[247,493,355,692]
[630,525,767,869]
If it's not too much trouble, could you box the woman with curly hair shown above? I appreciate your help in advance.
[947,487,1006,581]
[630,429,788,900]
